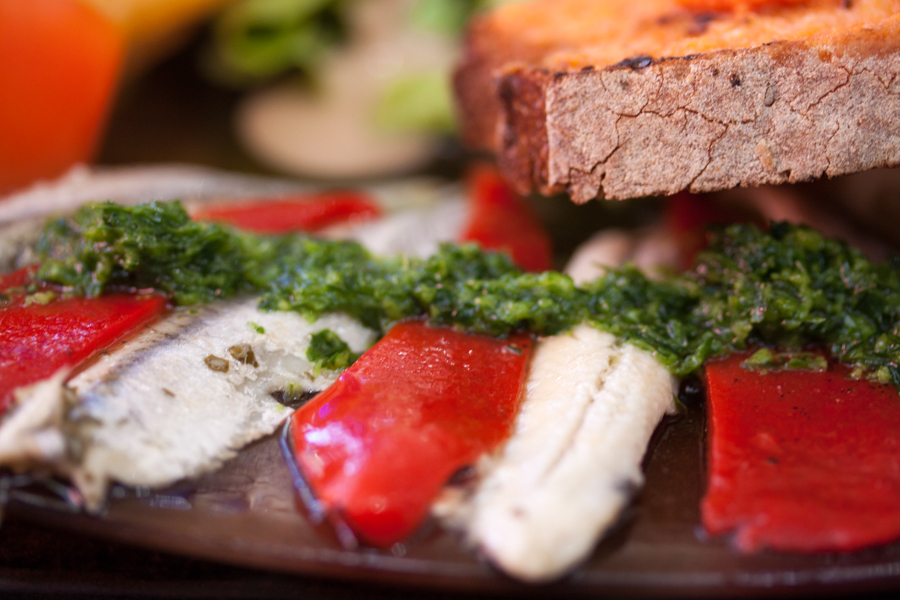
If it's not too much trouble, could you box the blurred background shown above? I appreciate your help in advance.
[3,0,511,193]
[3,0,651,260]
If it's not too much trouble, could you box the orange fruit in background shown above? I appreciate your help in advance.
[0,0,123,194]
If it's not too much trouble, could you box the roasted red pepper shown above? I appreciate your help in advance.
[702,352,900,552]
[191,191,382,234]
[664,192,760,269]
[0,270,167,414]
[289,320,532,547]
[0,266,37,291]
[462,166,553,272]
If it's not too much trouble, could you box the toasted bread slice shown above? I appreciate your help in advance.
[456,0,900,202]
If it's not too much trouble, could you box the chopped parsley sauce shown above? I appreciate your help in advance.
[741,348,828,373]
[306,329,359,374]
[35,201,900,385]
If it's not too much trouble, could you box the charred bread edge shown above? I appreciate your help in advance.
[457,16,900,202]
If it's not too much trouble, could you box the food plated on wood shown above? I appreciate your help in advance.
[3,0,900,595]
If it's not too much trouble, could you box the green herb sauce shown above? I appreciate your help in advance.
[37,201,264,305]
[258,241,580,336]
[742,348,828,373]
[35,201,900,385]
[23,291,57,307]
[585,223,900,383]
[307,329,360,374]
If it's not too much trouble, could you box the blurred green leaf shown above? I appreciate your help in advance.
[375,71,456,134]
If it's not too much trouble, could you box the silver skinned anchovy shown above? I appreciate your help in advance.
[0,168,469,509]
[0,298,374,509]
[434,226,679,582]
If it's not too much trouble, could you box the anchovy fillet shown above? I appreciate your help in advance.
[435,225,678,581]
[437,325,675,581]
[1,298,374,509]
[0,167,468,509]
[0,218,43,273]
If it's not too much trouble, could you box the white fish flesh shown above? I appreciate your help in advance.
[347,197,466,257]
[0,164,463,229]
[565,225,679,284]
[0,165,305,225]
[0,218,43,273]
[0,169,467,509]
[0,164,467,267]
[436,325,676,581]
[435,226,679,582]
[0,297,374,509]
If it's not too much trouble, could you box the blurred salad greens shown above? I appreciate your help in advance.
[204,0,512,134]
[206,0,346,86]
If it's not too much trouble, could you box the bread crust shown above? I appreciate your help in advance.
[456,1,900,201]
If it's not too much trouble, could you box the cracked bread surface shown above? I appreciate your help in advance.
[455,0,900,202]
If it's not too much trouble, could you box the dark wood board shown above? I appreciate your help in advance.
[3,402,900,599]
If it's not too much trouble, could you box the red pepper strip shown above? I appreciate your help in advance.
[663,193,762,269]
[0,289,168,415]
[191,191,382,234]
[289,321,532,547]
[461,166,553,272]
[702,352,900,552]
[0,265,37,291]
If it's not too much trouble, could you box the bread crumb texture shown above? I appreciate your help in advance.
[455,0,900,201]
